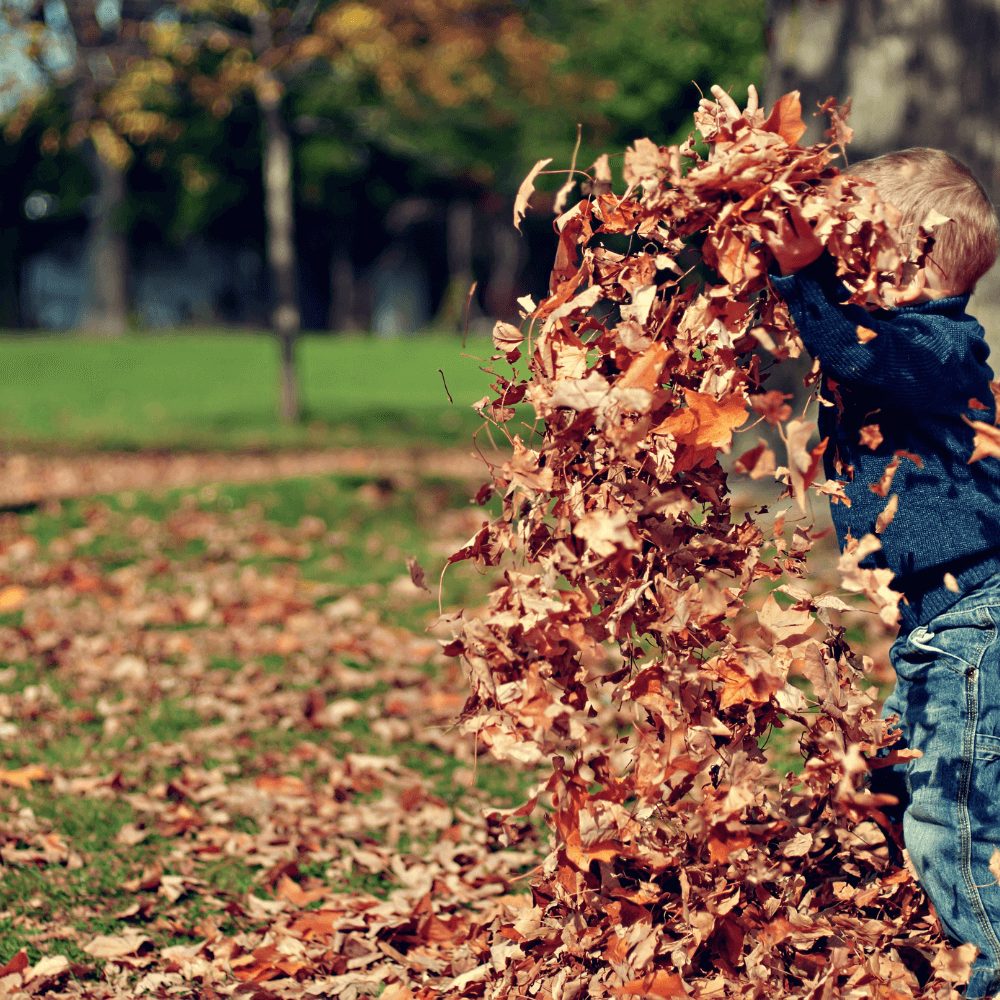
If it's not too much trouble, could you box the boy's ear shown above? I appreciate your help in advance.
[886,281,927,306]
[887,279,957,305]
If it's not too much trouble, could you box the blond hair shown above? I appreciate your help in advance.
[849,148,1000,293]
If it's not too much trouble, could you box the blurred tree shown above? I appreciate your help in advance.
[556,0,766,150]
[160,0,320,422]
[2,1,177,335]
[293,1,584,329]
[168,0,582,418]
[767,0,1000,192]
[0,91,90,327]
[766,0,1000,341]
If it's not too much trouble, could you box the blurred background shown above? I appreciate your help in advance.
[0,3,996,972]
[0,0,997,453]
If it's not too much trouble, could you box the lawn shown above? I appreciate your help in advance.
[0,331,497,452]
[0,472,543,996]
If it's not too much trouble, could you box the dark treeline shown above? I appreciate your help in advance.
[1,1,766,338]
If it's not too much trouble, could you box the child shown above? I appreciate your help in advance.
[770,146,1000,998]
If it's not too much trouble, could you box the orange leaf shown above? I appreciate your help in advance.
[762,91,807,145]
[856,324,878,343]
[618,341,671,391]
[963,416,1000,463]
[565,827,622,869]
[859,423,883,449]
[0,949,29,977]
[275,876,327,907]
[0,585,27,613]
[763,204,823,274]
[288,909,341,939]
[613,970,687,998]
[254,774,309,796]
[654,390,747,450]
[875,494,899,534]
[734,441,776,480]
[708,830,752,864]
[0,765,49,789]
[382,987,415,1000]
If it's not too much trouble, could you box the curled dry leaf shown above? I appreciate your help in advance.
[512,157,552,232]
[405,556,430,593]
[963,415,1000,463]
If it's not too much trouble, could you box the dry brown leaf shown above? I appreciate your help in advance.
[964,416,1000,462]
[513,157,552,232]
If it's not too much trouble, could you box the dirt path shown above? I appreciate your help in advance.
[0,447,491,508]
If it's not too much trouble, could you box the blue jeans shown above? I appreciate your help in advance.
[884,575,1000,999]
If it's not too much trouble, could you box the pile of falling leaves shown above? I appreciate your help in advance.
[443,92,986,997]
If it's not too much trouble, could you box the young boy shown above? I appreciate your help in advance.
[770,147,1000,998]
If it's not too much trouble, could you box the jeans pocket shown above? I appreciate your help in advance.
[903,605,996,678]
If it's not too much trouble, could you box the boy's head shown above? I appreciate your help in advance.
[849,147,1000,298]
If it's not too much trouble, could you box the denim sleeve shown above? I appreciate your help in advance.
[770,262,992,410]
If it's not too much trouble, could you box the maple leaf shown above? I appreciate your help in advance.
[875,494,899,534]
[734,440,777,479]
[618,341,671,391]
[820,96,855,149]
[0,950,29,977]
[763,203,824,274]
[83,932,154,961]
[573,509,640,560]
[406,557,430,593]
[781,418,828,512]
[750,390,792,425]
[860,423,884,449]
[654,389,747,450]
[492,320,523,355]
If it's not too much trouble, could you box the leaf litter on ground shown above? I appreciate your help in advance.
[0,475,542,997]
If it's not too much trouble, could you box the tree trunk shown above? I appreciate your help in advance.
[328,237,357,332]
[767,0,1000,347]
[767,0,1000,191]
[258,87,301,424]
[484,214,523,322]
[79,140,128,336]
[438,198,476,331]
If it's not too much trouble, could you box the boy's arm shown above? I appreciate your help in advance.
[770,261,993,409]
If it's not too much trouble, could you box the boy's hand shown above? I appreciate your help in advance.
[697,84,765,135]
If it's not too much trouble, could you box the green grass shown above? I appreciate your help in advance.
[0,331,498,451]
